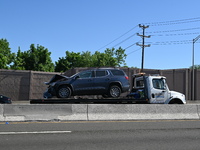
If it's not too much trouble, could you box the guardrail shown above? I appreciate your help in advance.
[0,104,200,122]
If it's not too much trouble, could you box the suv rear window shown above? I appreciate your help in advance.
[110,70,125,76]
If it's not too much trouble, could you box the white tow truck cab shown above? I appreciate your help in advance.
[127,73,186,104]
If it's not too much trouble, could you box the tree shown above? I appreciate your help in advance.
[55,51,83,72]
[114,47,127,67]
[55,47,127,72]
[0,38,14,69]
[11,47,26,70]
[12,44,55,72]
[190,65,200,69]
[104,47,127,67]
[81,51,93,67]
[91,51,117,67]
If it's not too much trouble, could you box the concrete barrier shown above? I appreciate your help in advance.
[0,104,200,122]
[87,104,200,120]
[2,104,88,121]
[197,105,200,118]
[0,105,3,121]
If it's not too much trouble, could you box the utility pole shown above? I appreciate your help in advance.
[137,24,151,72]
[192,35,200,100]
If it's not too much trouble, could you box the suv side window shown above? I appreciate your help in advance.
[79,71,93,78]
[96,70,108,77]
[110,70,124,76]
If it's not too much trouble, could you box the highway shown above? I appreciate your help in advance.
[0,120,200,150]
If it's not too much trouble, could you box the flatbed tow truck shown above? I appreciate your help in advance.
[30,73,186,104]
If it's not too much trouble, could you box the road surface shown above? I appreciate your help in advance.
[0,120,200,150]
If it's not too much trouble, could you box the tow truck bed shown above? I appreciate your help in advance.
[30,98,148,104]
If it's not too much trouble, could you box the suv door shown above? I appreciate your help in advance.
[93,70,110,94]
[72,70,95,95]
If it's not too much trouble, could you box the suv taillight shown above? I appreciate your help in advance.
[125,76,129,80]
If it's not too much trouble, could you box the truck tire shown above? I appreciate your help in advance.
[109,85,121,98]
[57,86,71,98]
[169,99,183,104]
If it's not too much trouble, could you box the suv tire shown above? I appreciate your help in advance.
[109,85,121,98]
[57,86,71,98]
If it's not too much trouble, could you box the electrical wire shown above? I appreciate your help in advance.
[151,40,193,45]
[126,47,141,55]
[144,17,200,26]
[150,20,200,26]
[112,32,139,48]
[151,32,200,37]
[96,17,200,57]
[146,27,200,34]
[124,39,142,50]
[96,25,138,51]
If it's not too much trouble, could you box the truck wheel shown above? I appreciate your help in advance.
[57,86,71,98]
[169,99,183,104]
[109,85,121,98]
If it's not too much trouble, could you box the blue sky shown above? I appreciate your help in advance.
[1,0,200,69]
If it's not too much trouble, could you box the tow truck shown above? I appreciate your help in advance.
[30,73,186,104]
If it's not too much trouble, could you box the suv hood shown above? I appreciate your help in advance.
[45,74,69,85]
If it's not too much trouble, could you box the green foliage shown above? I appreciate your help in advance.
[0,38,128,72]
[55,47,127,72]
[190,65,200,69]
[11,47,26,70]
[11,44,54,72]
[0,38,14,69]
[115,47,127,66]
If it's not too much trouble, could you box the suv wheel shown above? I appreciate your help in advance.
[57,86,71,98]
[109,85,121,98]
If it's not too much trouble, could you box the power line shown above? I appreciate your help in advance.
[125,39,197,56]
[150,40,193,45]
[146,27,200,34]
[152,19,200,26]
[124,41,140,50]
[112,32,139,48]
[126,47,141,55]
[151,32,200,37]
[96,25,138,51]
[144,17,200,26]
[123,39,142,50]
[96,16,200,60]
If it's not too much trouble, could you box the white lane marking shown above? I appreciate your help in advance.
[0,131,72,135]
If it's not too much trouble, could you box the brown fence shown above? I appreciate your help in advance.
[0,68,199,101]
[0,69,57,101]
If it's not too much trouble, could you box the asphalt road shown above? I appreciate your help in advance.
[0,120,200,150]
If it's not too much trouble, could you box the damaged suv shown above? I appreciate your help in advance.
[44,68,130,98]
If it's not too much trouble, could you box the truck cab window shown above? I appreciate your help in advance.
[136,80,144,88]
[152,79,165,90]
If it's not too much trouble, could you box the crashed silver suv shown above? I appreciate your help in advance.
[44,68,130,98]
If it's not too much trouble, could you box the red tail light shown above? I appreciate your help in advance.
[125,76,129,80]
